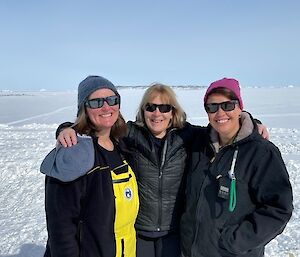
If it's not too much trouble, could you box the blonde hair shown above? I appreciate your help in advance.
[135,83,186,128]
[73,106,127,140]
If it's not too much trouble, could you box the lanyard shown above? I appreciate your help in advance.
[228,148,238,212]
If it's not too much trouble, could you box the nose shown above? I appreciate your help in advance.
[101,100,110,109]
[215,105,226,115]
[153,107,161,114]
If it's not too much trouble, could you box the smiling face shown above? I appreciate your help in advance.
[206,93,242,145]
[85,88,119,135]
[144,95,173,138]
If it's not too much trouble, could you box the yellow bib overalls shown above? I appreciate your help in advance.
[111,161,139,257]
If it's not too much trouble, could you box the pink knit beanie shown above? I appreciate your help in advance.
[203,78,243,110]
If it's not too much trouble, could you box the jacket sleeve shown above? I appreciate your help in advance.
[219,144,293,255]
[55,122,74,138]
[45,176,84,257]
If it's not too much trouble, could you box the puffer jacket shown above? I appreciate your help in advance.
[123,121,207,232]
[180,113,293,257]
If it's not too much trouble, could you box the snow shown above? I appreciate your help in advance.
[0,87,299,257]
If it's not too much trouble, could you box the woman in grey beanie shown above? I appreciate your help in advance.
[42,75,139,257]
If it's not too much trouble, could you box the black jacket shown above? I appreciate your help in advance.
[180,114,293,257]
[44,138,129,257]
[123,121,207,232]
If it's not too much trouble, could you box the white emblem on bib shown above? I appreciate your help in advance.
[124,187,133,200]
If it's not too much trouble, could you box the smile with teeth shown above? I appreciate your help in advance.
[151,119,163,123]
[100,113,112,118]
[216,118,230,123]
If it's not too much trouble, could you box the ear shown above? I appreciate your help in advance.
[237,106,242,116]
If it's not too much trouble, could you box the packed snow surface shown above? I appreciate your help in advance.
[0,87,299,257]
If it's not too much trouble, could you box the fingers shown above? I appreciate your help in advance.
[262,128,270,140]
[257,124,269,140]
[70,130,78,145]
[57,128,77,147]
[57,132,67,147]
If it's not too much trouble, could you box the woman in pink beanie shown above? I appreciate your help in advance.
[181,78,293,257]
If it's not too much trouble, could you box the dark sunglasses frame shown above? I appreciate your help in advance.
[85,95,120,109]
[205,100,239,113]
[144,103,173,113]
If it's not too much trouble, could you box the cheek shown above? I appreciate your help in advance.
[207,113,215,122]
[111,106,120,117]
[232,109,242,120]
[85,109,93,119]
[112,104,120,111]
[86,108,99,118]
[144,111,150,120]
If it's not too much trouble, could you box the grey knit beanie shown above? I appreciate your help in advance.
[77,75,120,111]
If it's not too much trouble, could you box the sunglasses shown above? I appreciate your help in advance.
[145,103,173,113]
[205,100,239,113]
[85,95,120,109]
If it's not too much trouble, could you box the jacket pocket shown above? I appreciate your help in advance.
[121,238,125,257]
[113,174,132,184]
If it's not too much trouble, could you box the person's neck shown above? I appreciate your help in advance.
[219,127,240,147]
[95,131,114,151]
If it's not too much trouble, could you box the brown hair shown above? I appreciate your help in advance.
[135,83,186,128]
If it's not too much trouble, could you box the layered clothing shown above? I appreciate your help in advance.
[123,121,206,234]
[181,113,293,257]
[42,136,139,257]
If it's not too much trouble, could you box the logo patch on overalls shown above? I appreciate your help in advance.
[124,187,133,200]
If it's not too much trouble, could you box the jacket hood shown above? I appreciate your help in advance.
[40,135,94,182]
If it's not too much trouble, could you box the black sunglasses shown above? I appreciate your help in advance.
[205,100,239,113]
[85,95,120,109]
[145,103,173,113]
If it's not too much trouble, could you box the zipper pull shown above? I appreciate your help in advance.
[228,148,238,179]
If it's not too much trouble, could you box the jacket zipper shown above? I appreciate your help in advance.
[157,137,168,231]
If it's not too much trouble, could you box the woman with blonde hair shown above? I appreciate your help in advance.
[123,83,202,257]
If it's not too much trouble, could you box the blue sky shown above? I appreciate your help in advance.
[1,0,299,90]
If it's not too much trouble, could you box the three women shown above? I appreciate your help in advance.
[51,75,289,257]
